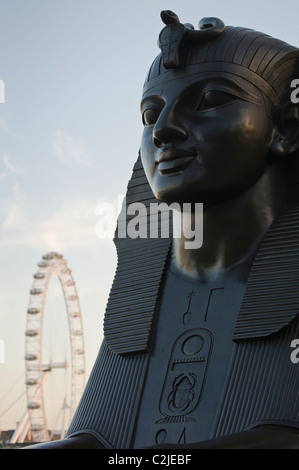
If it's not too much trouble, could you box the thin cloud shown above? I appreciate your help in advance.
[53,130,92,167]
[0,118,11,135]
[0,154,27,178]
[0,197,106,254]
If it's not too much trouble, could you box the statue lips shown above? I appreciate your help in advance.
[156,149,196,175]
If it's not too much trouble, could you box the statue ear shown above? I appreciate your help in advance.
[271,101,299,157]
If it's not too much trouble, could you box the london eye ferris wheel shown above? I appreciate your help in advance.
[23,252,85,442]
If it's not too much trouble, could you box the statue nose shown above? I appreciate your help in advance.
[153,106,189,148]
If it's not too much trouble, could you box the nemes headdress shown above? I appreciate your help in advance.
[102,12,299,358]
[144,11,299,110]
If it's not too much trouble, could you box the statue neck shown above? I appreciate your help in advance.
[172,161,286,282]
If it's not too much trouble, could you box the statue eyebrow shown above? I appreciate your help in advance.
[142,86,164,100]
[140,92,164,111]
[140,74,264,113]
[184,75,263,106]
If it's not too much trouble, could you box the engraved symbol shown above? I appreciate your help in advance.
[155,429,167,445]
[155,428,186,446]
[157,328,213,423]
[182,291,196,325]
[178,428,186,444]
[167,373,196,413]
[204,287,224,322]
[182,335,204,355]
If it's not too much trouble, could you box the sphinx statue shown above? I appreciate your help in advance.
[30,11,299,449]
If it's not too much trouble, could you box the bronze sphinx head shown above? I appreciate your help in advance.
[140,11,299,207]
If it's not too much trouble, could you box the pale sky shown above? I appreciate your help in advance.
[0,0,299,433]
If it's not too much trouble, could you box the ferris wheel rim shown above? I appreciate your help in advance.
[25,251,85,442]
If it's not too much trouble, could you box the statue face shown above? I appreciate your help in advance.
[140,72,275,206]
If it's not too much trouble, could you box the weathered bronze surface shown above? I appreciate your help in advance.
[29,11,299,449]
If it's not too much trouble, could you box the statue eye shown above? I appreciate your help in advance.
[197,90,238,111]
[142,108,161,126]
